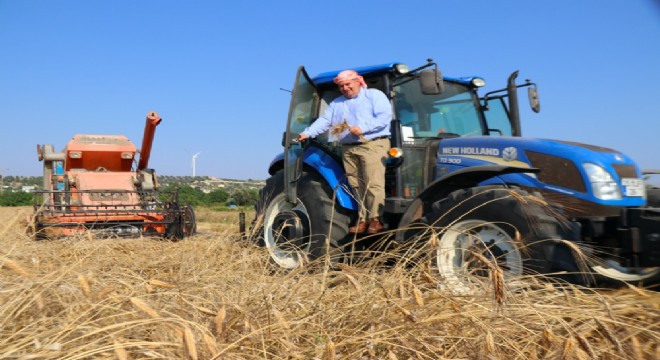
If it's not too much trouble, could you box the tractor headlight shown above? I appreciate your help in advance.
[394,64,409,74]
[583,163,622,200]
[471,78,486,87]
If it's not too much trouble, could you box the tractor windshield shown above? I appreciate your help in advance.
[393,79,513,138]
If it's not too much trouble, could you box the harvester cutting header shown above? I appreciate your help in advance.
[29,111,196,240]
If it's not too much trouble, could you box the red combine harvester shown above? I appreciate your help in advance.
[28,111,196,240]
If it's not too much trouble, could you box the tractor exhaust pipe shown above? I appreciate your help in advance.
[138,111,162,170]
[507,71,522,137]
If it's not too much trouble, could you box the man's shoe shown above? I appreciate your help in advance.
[367,218,383,234]
[348,221,369,234]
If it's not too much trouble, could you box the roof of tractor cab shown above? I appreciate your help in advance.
[312,62,401,85]
[311,61,483,88]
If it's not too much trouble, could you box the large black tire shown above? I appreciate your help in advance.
[254,170,351,269]
[416,186,584,288]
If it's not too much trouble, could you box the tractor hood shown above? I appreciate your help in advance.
[436,136,646,208]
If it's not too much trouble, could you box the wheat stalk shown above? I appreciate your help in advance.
[631,335,643,360]
[412,284,424,306]
[78,274,91,298]
[331,120,369,143]
[215,306,226,338]
[182,326,198,360]
[542,328,558,350]
[34,293,45,311]
[272,307,290,330]
[203,333,219,357]
[576,334,595,358]
[113,339,129,360]
[561,337,575,360]
[1,257,33,278]
[595,318,622,352]
[485,331,496,354]
[325,340,336,360]
[129,297,160,319]
[386,351,399,360]
[150,279,177,289]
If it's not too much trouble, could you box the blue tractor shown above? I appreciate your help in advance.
[253,59,660,286]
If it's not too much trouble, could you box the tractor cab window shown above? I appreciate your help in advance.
[394,80,485,140]
[315,89,342,144]
[289,78,318,135]
[482,97,513,136]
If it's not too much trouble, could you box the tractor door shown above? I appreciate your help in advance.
[284,66,318,204]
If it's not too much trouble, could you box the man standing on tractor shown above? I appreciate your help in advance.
[298,70,392,234]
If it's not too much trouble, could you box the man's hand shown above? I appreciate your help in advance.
[298,133,309,142]
[349,125,363,136]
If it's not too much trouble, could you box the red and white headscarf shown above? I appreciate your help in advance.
[334,70,367,88]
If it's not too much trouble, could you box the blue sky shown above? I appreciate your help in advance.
[1,0,659,180]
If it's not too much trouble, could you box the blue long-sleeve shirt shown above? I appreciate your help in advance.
[302,88,392,144]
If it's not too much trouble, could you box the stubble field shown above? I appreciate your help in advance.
[0,206,658,359]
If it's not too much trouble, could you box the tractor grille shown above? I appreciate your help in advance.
[525,151,587,192]
[612,164,638,179]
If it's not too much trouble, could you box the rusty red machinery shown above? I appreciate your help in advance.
[28,111,196,240]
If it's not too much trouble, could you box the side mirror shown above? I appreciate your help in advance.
[419,69,444,95]
[528,86,540,113]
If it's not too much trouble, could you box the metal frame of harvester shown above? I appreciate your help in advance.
[28,111,196,240]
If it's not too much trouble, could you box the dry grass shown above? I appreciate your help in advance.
[1,206,659,359]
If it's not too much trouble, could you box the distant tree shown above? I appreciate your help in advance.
[228,188,259,206]
[0,190,32,206]
[25,177,43,186]
[207,189,229,205]
[160,184,206,206]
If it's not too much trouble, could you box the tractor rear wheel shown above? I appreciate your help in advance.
[420,186,583,289]
[255,170,350,269]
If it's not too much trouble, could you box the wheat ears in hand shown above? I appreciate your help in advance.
[331,119,369,143]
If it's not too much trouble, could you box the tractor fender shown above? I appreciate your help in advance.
[267,147,357,211]
[420,165,540,201]
[395,165,540,242]
[439,163,542,189]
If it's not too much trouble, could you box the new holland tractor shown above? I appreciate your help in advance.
[29,111,196,240]
[253,59,660,286]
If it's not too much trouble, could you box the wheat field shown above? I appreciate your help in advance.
[1,206,658,359]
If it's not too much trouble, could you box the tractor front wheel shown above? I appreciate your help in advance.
[422,186,583,289]
[256,170,350,269]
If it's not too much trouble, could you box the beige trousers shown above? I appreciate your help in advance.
[341,138,389,221]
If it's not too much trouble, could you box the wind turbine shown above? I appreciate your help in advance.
[191,152,201,177]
